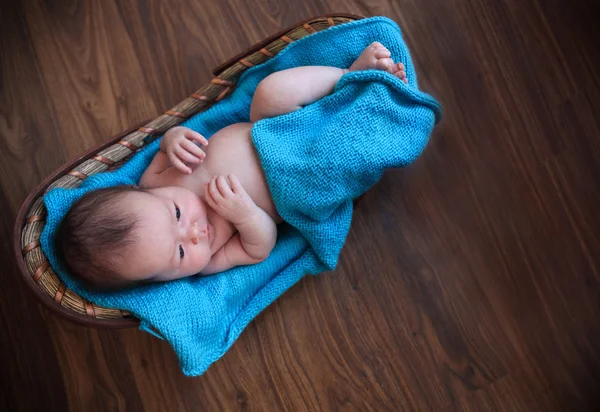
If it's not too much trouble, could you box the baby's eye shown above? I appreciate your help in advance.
[179,245,185,260]
[175,205,181,221]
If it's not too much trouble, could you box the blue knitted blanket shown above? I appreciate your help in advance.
[41,17,441,376]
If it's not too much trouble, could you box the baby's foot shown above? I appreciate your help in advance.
[349,42,408,84]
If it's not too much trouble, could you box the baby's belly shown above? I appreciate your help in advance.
[187,122,281,222]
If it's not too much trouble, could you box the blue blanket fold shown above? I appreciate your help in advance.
[40,16,441,376]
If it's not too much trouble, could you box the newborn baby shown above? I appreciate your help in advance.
[56,42,409,290]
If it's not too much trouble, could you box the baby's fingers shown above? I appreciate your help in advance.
[208,176,223,202]
[204,183,217,208]
[181,139,206,161]
[184,129,209,146]
[227,174,244,194]
[175,146,201,164]
[216,175,233,197]
[169,152,191,174]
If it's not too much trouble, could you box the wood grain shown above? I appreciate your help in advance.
[2,0,599,411]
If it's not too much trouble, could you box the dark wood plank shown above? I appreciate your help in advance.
[21,0,159,156]
[453,367,563,412]
[2,0,600,411]
[0,2,69,411]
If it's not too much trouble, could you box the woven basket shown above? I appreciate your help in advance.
[13,14,362,328]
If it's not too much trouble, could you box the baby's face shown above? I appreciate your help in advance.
[118,186,215,283]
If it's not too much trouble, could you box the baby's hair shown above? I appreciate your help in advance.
[55,185,147,291]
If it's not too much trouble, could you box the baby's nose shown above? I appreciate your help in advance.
[188,223,207,245]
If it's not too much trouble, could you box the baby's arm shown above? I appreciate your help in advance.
[249,66,348,122]
[201,175,277,275]
[139,151,170,187]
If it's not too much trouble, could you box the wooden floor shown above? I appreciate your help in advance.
[2,0,599,411]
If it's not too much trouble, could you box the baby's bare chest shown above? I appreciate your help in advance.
[186,122,280,221]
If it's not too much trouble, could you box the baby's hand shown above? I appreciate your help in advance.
[205,175,257,225]
[162,126,208,174]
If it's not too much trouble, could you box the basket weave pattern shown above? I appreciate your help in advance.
[17,16,357,327]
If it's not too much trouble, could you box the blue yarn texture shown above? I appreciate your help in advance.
[41,17,441,376]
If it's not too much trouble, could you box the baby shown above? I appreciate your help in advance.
[56,42,409,290]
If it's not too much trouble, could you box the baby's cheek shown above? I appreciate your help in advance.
[192,245,213,273]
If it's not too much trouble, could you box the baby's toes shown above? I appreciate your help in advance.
[394,71,408,84]
[376,57,394,73]
[389,62,406,81]
[373,47,391,59]
[392,62,405,73]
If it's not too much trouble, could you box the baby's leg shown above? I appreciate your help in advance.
[250,42,406,122]
[249,66,347,122]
